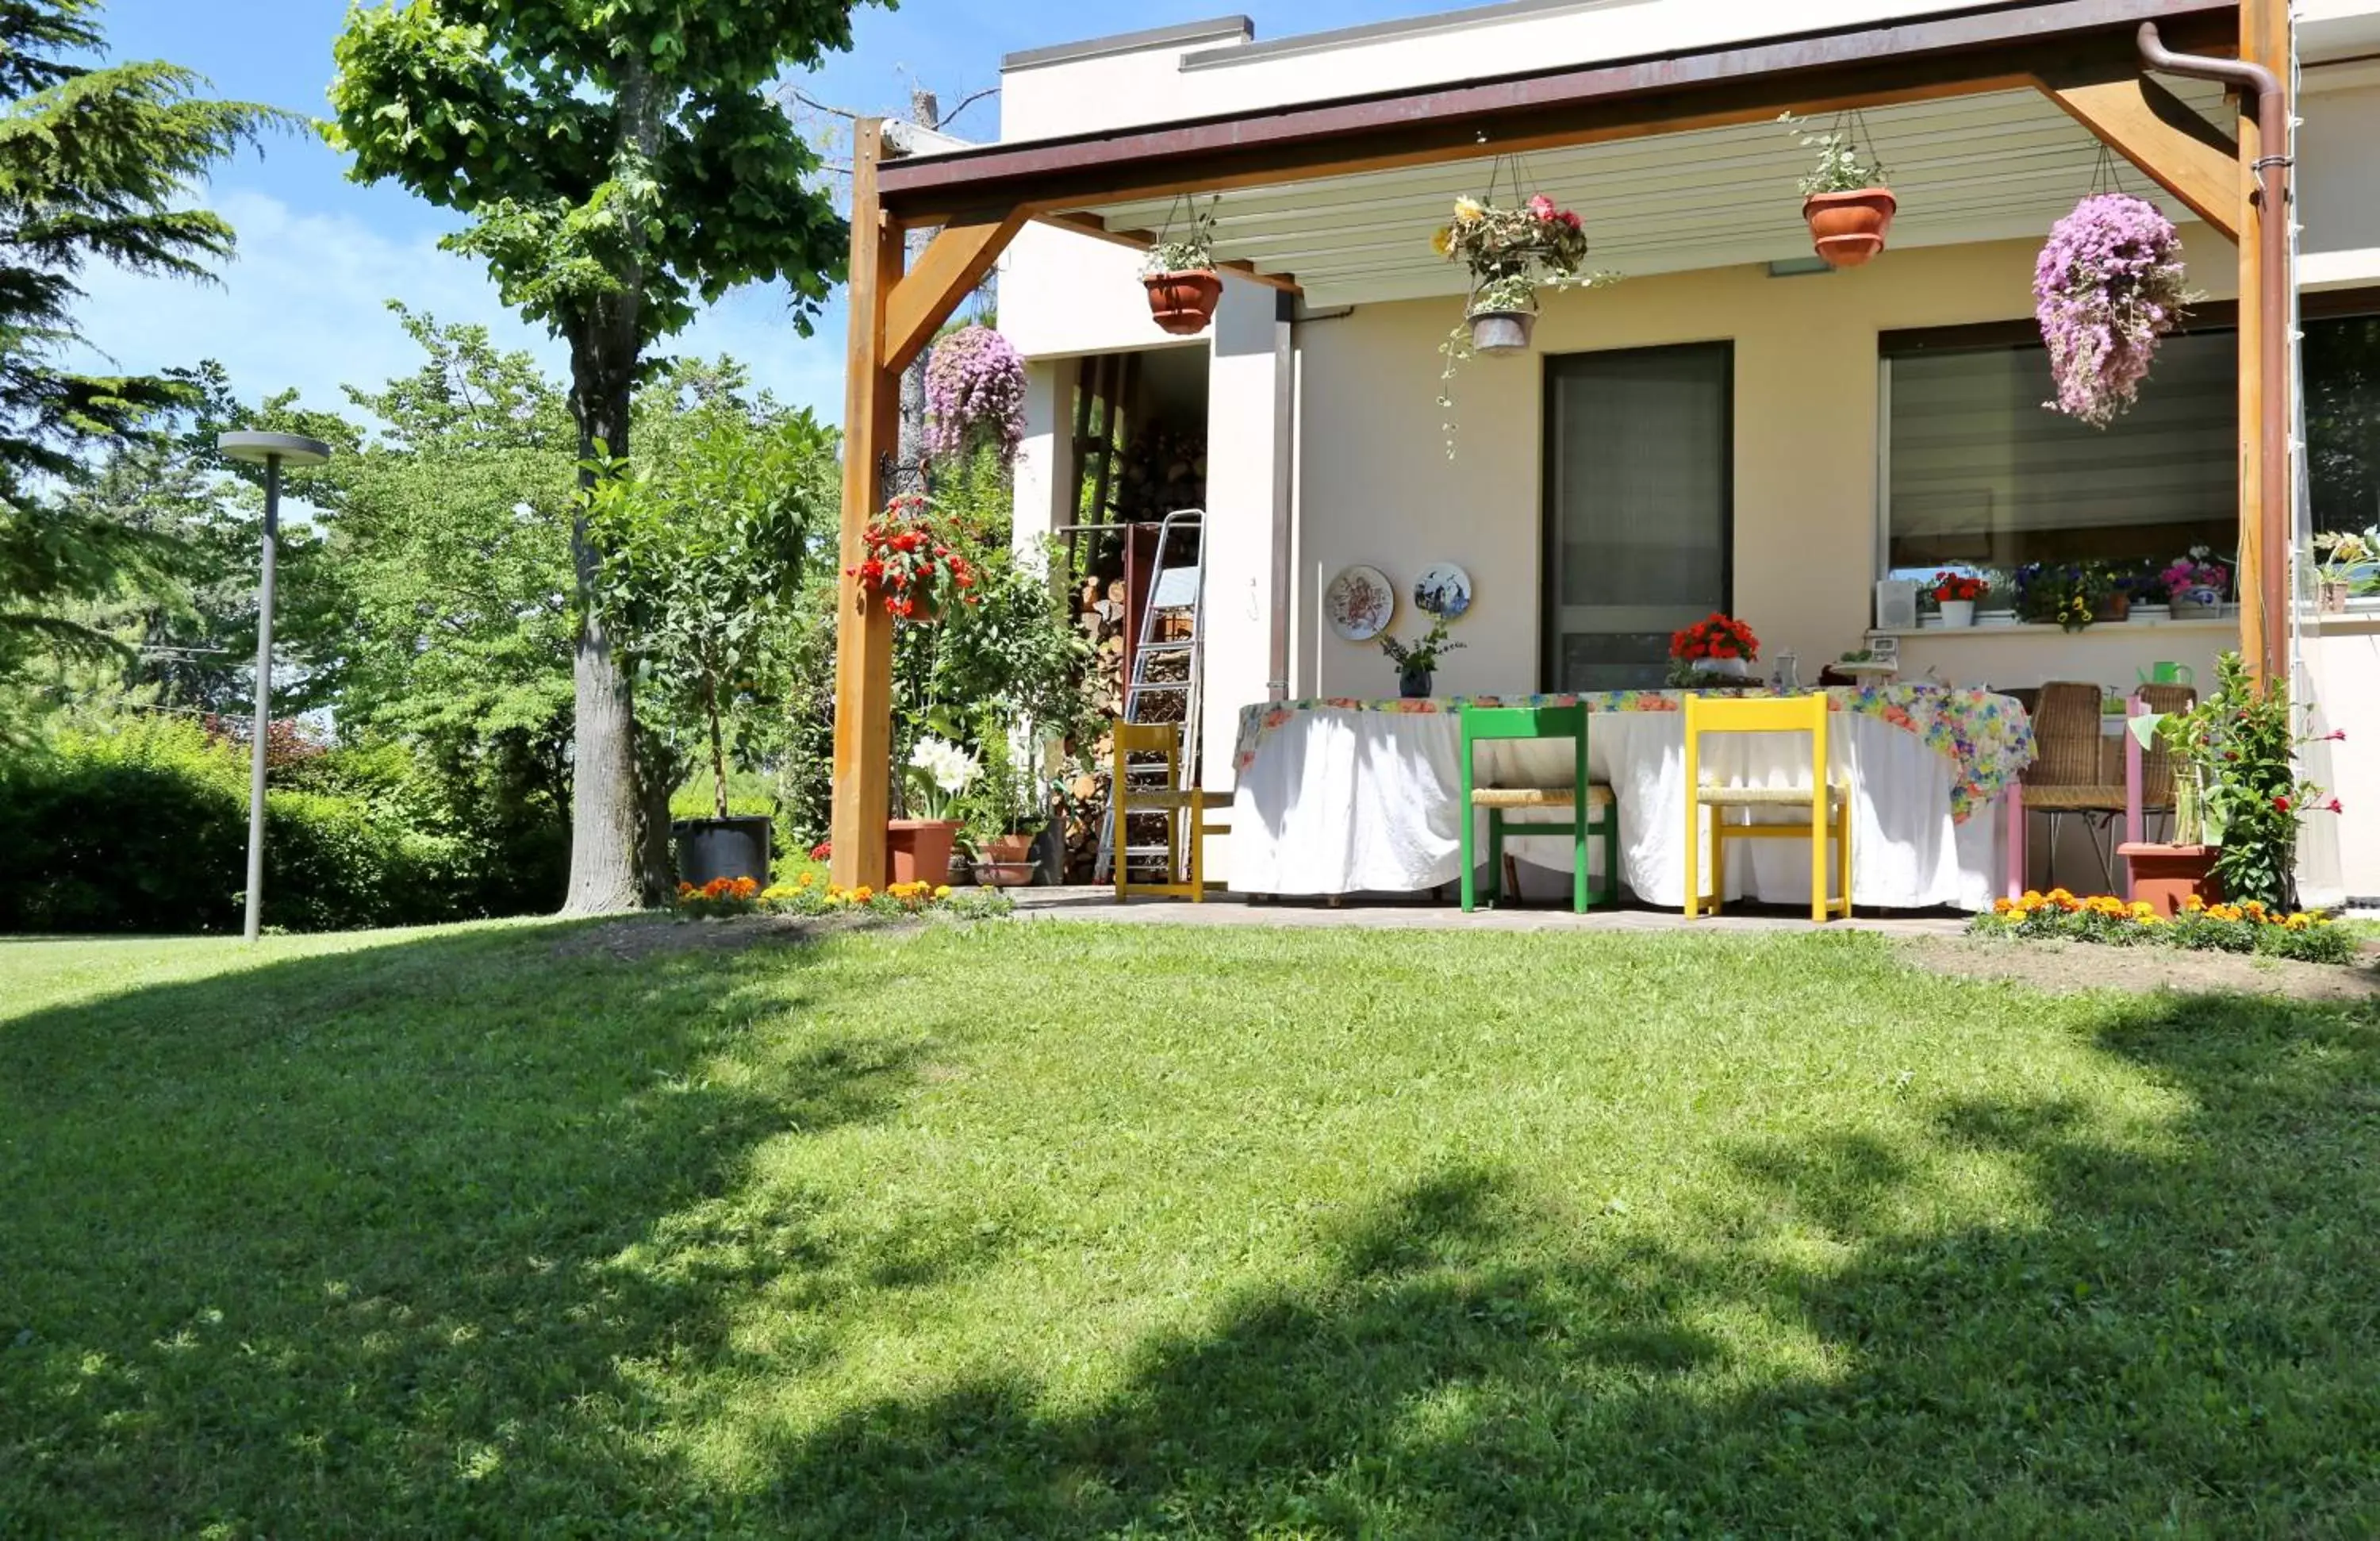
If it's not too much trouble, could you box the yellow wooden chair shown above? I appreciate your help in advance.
[1111,721,1229,903]
[1682,694,1852,924]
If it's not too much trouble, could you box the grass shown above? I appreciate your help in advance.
[5,917,2379,1536]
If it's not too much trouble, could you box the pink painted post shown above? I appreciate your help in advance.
[2123,695,2147,899]
[2005,782,2027,900]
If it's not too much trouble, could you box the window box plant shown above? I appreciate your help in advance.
[1668,613,1760,685]
[1929,571,1986,628]
[2159,547,2231,619]
[1782,113,1895,268]
[2013,562,2110,632]
[1379,613,1464,698]
[1141,207,1222,336]
[2311,526,2376,612]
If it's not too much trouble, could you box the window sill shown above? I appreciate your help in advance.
[2301,604,2380,636]
[1870,614,2238,639]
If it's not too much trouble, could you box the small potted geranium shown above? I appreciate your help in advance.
[1928,571,1986,628]
[1379,613,1464,699]
[2159,547,2231,618]
[1781,113,1896,268]
[854,494,981,622]
[1668,613,1760,685]
[1141,206,1222,336]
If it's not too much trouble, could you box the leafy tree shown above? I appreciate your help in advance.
[328,0,868,913]
[587,398,833,820]
[0,0,282,686]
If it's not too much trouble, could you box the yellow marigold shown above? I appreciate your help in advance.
[2285,913,2312,930]
[2183,893,2206,913]
[2243,900,2268,919]
[933,885,952,900]
[795,871,816,887]
[2208,904,2243,922]
[852,886,873,901]
[2129,901,2157,920]
[1993,897,2016,916]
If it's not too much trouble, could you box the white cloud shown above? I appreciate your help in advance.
[67,186,850,424]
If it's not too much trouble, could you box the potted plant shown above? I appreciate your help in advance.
[1141,206,1222,336]
[1378,613,1464,698]
[890,734,979,885]
[2126,653,2344,913]
[2013,562,2109,632]
[1929,571,1986,628]
[1432,190,1618,455]
[584,399,824,890]
[2312,526,2376,612]
[2158,547,2232,619]
[854,493,982,622]
[1781,113,1895,268]
[924,325,1027,467]
[960,734,1051,887]
[2035,193,2187,427]
[1668,613,1760,684]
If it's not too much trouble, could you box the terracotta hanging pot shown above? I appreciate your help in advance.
[1802,187,1898,268]
[1143,270,1223,336]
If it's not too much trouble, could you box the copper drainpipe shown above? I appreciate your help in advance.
[2137,20,2292,685]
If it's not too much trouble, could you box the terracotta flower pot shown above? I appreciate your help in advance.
[1467,310,1535,354]
[885,819,961,886]
[1143,270,1223,336]
[1802,187,1898,268]
[2095,592,2132,624]
[2119,842,2221,917]
[975,833,1038,888]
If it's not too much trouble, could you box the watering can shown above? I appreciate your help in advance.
[2137,662,2194,688]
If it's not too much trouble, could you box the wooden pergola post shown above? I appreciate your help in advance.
[829,125,1028,891]
[2236,0,2292,685]
[829,121,904,893]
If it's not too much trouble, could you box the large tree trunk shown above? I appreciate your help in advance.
[560,355,643,916]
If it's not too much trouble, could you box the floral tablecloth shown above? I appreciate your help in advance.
[1234,684,2033,824]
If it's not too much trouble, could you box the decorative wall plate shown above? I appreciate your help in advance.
[1413,563,1473,619]
[1324,564,1395,641]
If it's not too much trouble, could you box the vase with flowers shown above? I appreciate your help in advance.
[852,494,982,623]
[1929,571,1987,628]
[1379,614,1464,698]
[1668,613,1760,686]
[2035,193,2188,427]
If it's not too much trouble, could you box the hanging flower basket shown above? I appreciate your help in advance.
[1782,113,1896,268]
[1140,205,1223,336]
[924,325,1027,466]
[1430,183,1618,454]
[2034,193,2187,428]
[850,493,981,623]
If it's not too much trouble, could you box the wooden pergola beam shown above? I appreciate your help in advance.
[882,207,1031,375]
[2033,69,2240,236]
[1042,212,1304,294]
[873,0,2236,225]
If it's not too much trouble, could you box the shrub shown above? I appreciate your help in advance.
[0,717,497,933]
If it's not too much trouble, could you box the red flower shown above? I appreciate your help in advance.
[2327,729,2348,741]
[2324,797,2344,813]
[2274,795,2292,813]
[810,840,832,861]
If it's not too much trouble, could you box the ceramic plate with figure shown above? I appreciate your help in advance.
[1325,564,1395,641]
[1412,563,1473,619]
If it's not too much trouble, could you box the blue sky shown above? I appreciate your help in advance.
[83,0,1455,422]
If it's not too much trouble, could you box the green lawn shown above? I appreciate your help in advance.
[5,919,2378,1537]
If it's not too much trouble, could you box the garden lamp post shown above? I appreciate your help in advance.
[217,432,333,942]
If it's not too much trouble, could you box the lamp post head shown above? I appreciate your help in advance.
[217,431,333,467]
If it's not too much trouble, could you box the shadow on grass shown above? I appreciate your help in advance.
[8,927,2380,1535]
[723,989,2380,1537]
[0,919,973,1534]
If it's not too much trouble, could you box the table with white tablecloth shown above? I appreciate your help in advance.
[1227,686,2035,911]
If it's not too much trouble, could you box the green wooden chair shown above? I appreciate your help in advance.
[1457,703,1618,913]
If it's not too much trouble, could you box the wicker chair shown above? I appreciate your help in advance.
[2020,680,2196,890]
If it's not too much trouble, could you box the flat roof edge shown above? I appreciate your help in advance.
[1180,0,1646,72]
[1003,16,1254,73]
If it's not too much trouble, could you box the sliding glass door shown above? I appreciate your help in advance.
[1542,343,1733,690]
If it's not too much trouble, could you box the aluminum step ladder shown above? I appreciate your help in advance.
[1096,509,1207,885]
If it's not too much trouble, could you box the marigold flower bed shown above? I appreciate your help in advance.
[674,872,1010,921]
[1968,888,2356,965]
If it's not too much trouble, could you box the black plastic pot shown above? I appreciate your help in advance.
[1399,665,1433,700]
[673,816,773,889]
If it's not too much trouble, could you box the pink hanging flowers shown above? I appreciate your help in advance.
[2034,193,2188,428]
[923,324,1027,466]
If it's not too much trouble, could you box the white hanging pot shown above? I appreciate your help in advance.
[1468,310,1536,354]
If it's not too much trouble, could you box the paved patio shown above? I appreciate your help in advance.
[1010,888,1970,936]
